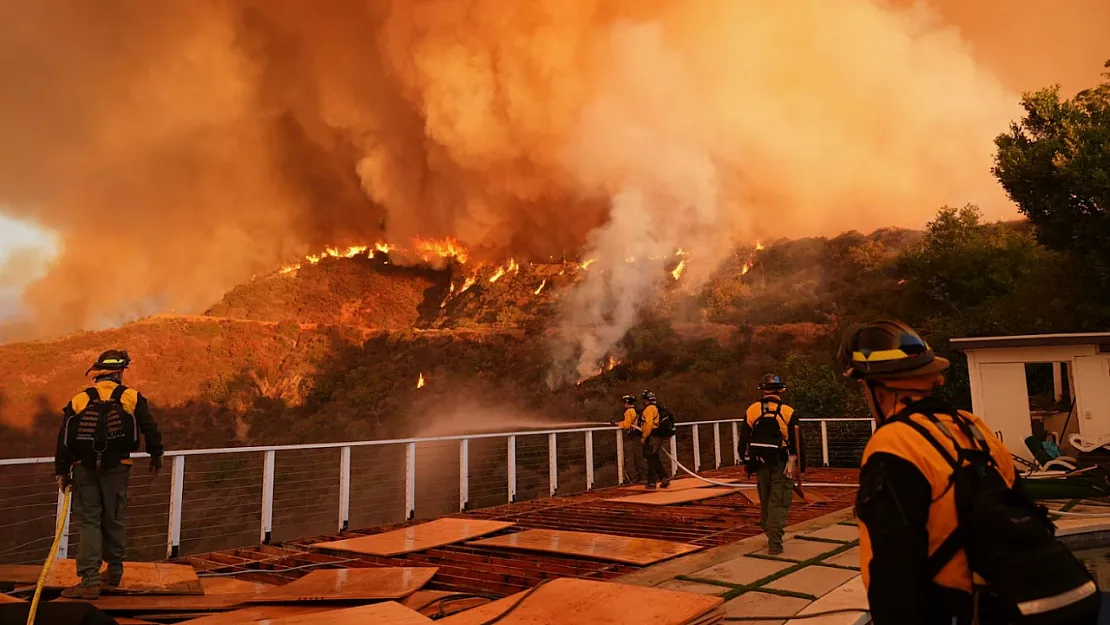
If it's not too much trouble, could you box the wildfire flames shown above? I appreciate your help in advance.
[671,259,687,281]
[740,240,764,276]
[580,258,598,270]
[535,279,547,295]
[575,355,622,385]
[417,373,425,389]
[278,237,469,275]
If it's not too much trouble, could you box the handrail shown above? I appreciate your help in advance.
[0,416,872,562]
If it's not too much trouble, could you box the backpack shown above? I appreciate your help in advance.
[901,408,1100,624]
[748,399,788,464]
[654,404,676,438]
[63,385,138,470]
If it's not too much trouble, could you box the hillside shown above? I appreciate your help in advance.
[4,209,1098,458]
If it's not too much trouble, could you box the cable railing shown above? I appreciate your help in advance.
[0,417,872,564]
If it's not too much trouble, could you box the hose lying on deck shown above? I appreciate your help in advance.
[26,486,70,625]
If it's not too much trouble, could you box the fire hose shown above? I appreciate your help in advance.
[25,486,70,625]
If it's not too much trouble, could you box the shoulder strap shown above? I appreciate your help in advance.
[83,388,99,403]
[926,529,964,580]
[109,384,128,402]
[894,413,959,469]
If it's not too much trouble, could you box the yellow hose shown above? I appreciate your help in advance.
[27,486,70,625]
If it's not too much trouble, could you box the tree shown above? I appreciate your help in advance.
[993,61,1110,286]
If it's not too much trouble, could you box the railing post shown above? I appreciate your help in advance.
[669,436,678,478]
[166,455,185,558]
[870,420,877,435]
[55,488,71,560]
[713,423,722,469]
[507,435,517,504]
[338,446,351,532]
[459,439,469,512]
[820,421,830,468]
[731,422,741,465]
[616,431,625,485]
[260,450,275,545]
[548,433,558,497]
[692,425,702,473]
[405,442,416,521]
[585,431,594,491]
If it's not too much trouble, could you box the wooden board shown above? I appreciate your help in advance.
[8,560,204,594]
[312,519,514,557]
[246,567,437,603]
[55,592,253,612]
[401,590,491,618]
[116,619,158,625]
[265,602,431,624]
[624,478,736,492]
[199,577,273,595]
[469,529,703,566]
[156,605,331,624]
[605,487,737,505]
[0,594,24,604]
[437,578,723,624]
[743,488,832,505]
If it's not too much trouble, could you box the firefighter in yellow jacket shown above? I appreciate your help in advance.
[839,321,1099,624]
[640,391,670,489]
[615,394,647,485]
[737,374,800,555]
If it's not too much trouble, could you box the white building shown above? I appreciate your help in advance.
[952,333,1110,461]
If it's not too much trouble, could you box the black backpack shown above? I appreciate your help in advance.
[64,385,138,469]
[654,404,676,438]
[748,399,787,464]
[900,408,1100,624]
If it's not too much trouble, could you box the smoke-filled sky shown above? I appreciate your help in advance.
[0,0,1106,355]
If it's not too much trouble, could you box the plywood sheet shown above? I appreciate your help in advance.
[605,487,736,505]
[159,605,330,624]
[312,518,514,556]
[0,594,24,604]
[57,592,252,612]
[469,529,702,566]
[438,578,723,624]
[116,619,158,625]
[401,590,491,618]
[624,478,736,492]
[265,602,431,625]
[199,577,273,595]
[25,560,203,594]
[739,488,829,505]
[246,567,437,603]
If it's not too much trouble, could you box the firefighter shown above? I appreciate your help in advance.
[54,350,164,599]
[737,374,800,556]
[640,390,671,489]
[840,321,1099,624]
[615,394,647,485]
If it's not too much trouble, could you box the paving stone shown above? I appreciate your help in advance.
[767,565,859,598]
[655,579,728,596]
[724,591,812,625]
[693,556,793,586]
[822,546,860,569]
[786,576,869,625]
[804,525,859,543]
[752,539,840,562]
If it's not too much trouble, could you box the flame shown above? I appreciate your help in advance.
[741,262,752,276]
[625,256,637,263]
[580,258,598,270]
[534,279,546,295]
[671,259,687,281]
[755,240,765,252]
[489,266,506,283]
[459,274,478,292]
[279,264,300,275]
[417,373,425,389]
[605,356,620,371]
[414,237,469,264]
[306,254,322,264]
[508,258,520,273]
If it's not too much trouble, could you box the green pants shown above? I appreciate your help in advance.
[72,464,130,585]
[757,461,792,549]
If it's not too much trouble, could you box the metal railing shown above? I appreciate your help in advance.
[0,418,871,564]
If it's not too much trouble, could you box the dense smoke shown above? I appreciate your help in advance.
[0,0,1106,380]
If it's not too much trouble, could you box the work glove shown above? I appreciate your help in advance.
[149,454,164,477]
[55,474,72,493]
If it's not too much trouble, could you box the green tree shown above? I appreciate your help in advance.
[993,61,1110,286]
[781,351,868,419]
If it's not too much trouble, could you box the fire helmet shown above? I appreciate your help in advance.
[758,374,786,392]
[641,390,657,403]
[86,350,131,376]
[621,394,637,405]
[838,320,949,380]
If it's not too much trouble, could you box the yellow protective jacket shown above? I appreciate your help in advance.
[640,404,660,440]
[857,397,1017,625]
[55,379,163,475]
[618,407,642,433]
[737,395,799,460]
